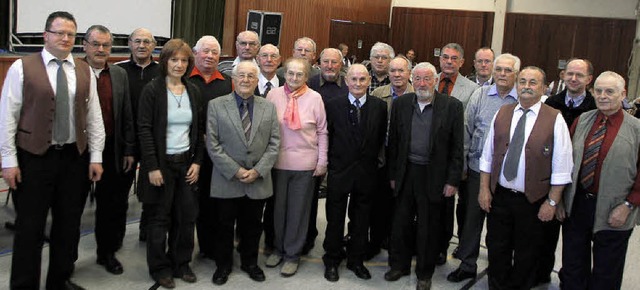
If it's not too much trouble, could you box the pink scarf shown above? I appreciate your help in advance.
[283,83,308,130]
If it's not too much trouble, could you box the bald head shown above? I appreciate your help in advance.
[346,64,371,98]
[128,28,156,66]
[235,30,260,60]
[320,48,343,82]
[257,44,281,78]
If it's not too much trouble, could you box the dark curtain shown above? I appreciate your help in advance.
[0,0,9,50]
[173,0,226,47]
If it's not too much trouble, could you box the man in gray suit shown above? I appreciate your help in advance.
[82,24,135,275]
[207,60,280,285]
[437,43,479,265]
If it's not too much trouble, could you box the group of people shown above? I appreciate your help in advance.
[1,10,638,290]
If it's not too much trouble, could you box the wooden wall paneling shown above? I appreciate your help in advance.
[390,7,494,76]
[329,20,389,64]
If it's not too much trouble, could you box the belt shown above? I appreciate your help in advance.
[497,183,524,195]
[165,151,190,163]
[51,143,75,150]
[578,188,596,199]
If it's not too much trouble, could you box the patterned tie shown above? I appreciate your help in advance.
[263,81,272,97]
[580,116,608,189]
[503,108,530,181]
[354,98,361,123]
[440,78,452,95]
[53,59,69,143]
[241,100,251,141]
[568,99,574,109]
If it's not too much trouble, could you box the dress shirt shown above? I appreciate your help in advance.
[348,93,367,107]
[438,73,458,95]
[258,73,279,95]
[235,92,255,120]
[464,84,518,173]
[475,76,493,86]
[0,49,105,167]
[368,70,390,95]
[479,101,573,192]
[565,93,586,108]
[390,86,408,100]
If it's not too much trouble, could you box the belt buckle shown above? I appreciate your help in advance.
[53,144,65,150]
[584,192,596,199]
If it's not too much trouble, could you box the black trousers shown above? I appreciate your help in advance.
[94,136,135,257]
[196,156,216,258]
[323,173,373,266]
[439,194,455,256]
[486,184,544,290]
[144,158,198,280]
[536,218,561,281]
[214,196,266,268]
[10,145,89,290]
[368,164,394,249]
[262,195,275,250]
[304,176,323,249]
[388,163,441,280]
[560,190,632,290]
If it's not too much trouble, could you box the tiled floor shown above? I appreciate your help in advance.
[0,183,638,289]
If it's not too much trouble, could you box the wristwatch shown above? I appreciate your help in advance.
[624,200,635,210]
[547,197,557,207]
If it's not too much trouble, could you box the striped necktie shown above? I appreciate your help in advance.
[241,100,251,141]
[580,116,607,189]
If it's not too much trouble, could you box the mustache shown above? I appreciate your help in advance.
[520,88,535,95]
[416,89,433,101]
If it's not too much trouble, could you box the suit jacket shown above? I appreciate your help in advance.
[254,75,285,97]
[325,94,387,191]
[105,63,136,172]
[388,92,464,202]
[545,89,596,128]
[206,93,280,199]
[438,72,478,109]
[137,77,205,203]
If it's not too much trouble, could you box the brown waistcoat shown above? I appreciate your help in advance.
[490,103,559,203]
[19,53,90,155]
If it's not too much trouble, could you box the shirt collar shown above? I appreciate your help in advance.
[259,73,279,89]
[515,100,542,116]
[42,49,75,67]
[189,66,225,84]
[234,91,254,107]
[488,84,518,100]
[565,92,587,107]
[348,93,367,106]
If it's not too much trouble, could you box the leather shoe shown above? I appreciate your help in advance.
[436,252,447,265]
[384,269,410,281]
[156,277,175,289]
[446,268,476,282]
[241,264,266,282]
[347,263,371,280]
[97,254,124,275]
[174,267,197,283]
[212,268,232,285]
[324,265,339,282]
[416,279,432,290]
[62,280,86,290]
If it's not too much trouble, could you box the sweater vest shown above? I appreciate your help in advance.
[490,103,559,203]
[19,53,90,155]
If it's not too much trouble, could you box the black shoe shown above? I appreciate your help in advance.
[446,268,476,282]
[384,269,410,281]
[416,279,432,290]
[174,266,197,283]
[241,264,266,282]
[62,280,86,290]
[97,254,124,275]
[452,246,460,259]
[324,265,339,282]
[156,277,175,289]
[212,268,232,285]
[347,263,371,280]
[436,252,447,265]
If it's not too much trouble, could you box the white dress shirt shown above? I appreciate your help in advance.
[0,49,105,167]
[479,101,573,192]
[258,73,280,95]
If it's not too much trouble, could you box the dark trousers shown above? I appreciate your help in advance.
[439,195,455,256]
[486,184,544,290]
[388,163,442,280]
[94,136,135,257]
[536,218,561,281]
[456,179,469,242]
[560,191,632,290]
[196,157,216,258]
[368,164,394,249]
[10,145,89,290]
[262,195,275,250]
[457,170,485,272]
[213,196,266,269]
[323,172,373,266]
[144,158,198,280]
[304,176,323,249]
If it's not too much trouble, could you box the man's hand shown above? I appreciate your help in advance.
[555,203,566,222]
[538,200,557,222]
[313,165,327,177]
[185,164,200,185]
[478,186,492,213]
[89,163,103,182]
[608,203,632,228]
[235,167,249,179]
[149,170,163,186]
[122,156,135,172]
[239,169,260,183]
[2,167,21,190]
[443,184,458,197]
[390,180,396,190]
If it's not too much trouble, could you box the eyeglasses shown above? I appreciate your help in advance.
[565,71,588,79]
[46,30,76,39]
[413,76,434,83]
[85,41,112,49]
[475,59,492,65]
[132,38,154,46]
[594,87,619,97]
[258,53,280,59]
[238,41,259,47]
[286,71,306,79]
[440,54,460,61]
[234,73,257,81]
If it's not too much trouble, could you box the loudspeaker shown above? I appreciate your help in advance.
[247,10,282,46]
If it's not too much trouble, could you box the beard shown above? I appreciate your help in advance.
[416,89,434,102]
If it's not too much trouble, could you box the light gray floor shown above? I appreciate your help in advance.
[0,184,639,289]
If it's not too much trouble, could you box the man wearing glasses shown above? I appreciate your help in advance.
[218,30,261,76]
[276,37,320,79]
[0,11,105,289]
[467,47,495,86]
[367,42,395,95]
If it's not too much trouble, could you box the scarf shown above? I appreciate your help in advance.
[283,83,308,130]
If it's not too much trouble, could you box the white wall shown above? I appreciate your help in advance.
[393,0,638,19]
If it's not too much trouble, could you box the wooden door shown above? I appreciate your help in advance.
[329,20,389,64]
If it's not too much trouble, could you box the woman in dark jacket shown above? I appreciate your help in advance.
[137,38,204,288]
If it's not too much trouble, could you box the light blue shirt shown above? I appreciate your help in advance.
[565,93,586,107]
[348,93,367,106]
[166,89,192,154]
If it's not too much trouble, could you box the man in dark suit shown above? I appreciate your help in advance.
[322,64,387,282]
[384,62,464,290]
[81,24,135,276]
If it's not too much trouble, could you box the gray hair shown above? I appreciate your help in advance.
[294,37,317,52]
[84,24,112,42]
[232,60,260,77]
[370,42,395,58]
[390,56,412,72]
[412,62,437,76]
[320,48,343,60]
[259,43,280,55]
[442,43,464,58]
[236,30,260,42]
[596,71,626,91]
[193,35,221,53]
[128,28,156,44]
[494,53,521,72]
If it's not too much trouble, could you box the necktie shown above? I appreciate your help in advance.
[568,99,574,109]
[354,98,361,123]
[241,100,251,141]
[580,116,607,189]
[440,78,452,95]
[503,108,530,181]
[263,81,272,97]
[54,59,70,144]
